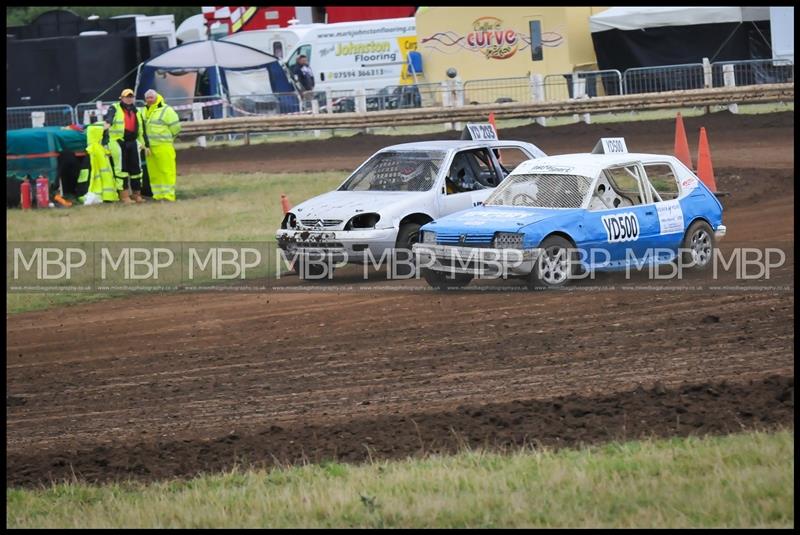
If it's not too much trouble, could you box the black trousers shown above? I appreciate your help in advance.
[113,139,143,190]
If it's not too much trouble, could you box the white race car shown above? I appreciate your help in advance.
[276,140,546,278]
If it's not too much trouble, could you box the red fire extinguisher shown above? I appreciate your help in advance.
[20,178,32,210]
[35,175,49,208]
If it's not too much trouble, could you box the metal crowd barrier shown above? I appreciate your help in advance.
[6,59,795,131]
[6,105,76,131]
[74,100,147,125]
[228,92,302,116]
[542,70,624,101]
[623,63,706,95]
[711,58,794,88]
[462,77,532,105]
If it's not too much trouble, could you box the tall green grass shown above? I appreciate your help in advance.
[6,429,793,528]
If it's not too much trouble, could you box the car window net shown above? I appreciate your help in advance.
[484,173,591,208]
[339,151,445,192]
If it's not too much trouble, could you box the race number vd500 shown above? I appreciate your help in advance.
[601,212,639,243]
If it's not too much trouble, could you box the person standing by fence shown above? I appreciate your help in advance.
[291,54,316,111]
[143,89,181,202]
[104,88,146,204]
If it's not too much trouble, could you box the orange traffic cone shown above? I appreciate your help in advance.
[674,112,692,169]
[696,127,717,192]
[488,112,498,138]
[280,194,292,214]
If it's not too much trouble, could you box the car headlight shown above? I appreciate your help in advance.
[345,212,381,230]
[281,212,297,229]
[493,232,523,249]
[422,231,436,244]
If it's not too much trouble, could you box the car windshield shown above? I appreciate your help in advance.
[484,173,592,208]
[338,150,445,192]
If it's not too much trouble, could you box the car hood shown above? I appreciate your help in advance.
[291,190,426,226]
[425,205,574,234]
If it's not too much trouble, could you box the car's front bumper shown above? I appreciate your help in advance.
[275,228,398,263]
[413,243,543,277]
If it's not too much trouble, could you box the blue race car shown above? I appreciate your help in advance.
[413,147,726,289]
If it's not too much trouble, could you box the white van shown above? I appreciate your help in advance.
[222,25,325,61]
[282,17,417,94]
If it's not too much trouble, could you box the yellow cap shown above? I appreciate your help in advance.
[120,88,135,98]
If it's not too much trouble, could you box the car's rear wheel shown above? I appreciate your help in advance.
[422,268,473,290]
[527,235,576,290]
[394,223,422,277]
[681,220,715,271]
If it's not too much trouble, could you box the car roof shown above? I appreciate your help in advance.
[379,140,542,152]
[513,152,684,179]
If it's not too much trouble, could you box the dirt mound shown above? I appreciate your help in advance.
[178,110,794,174]
[6,375,792,487]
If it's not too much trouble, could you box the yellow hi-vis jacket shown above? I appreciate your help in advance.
[143,93,181,147]
[85,123,118,202]
[108,101,145,145]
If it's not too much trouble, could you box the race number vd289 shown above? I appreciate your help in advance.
[601,212,639,243]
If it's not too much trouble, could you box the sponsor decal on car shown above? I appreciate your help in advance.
[454,209,531,221]
[656,200,684,234]
[681,176,698,190]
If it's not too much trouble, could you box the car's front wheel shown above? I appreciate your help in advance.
[394,223,422,277]
[422,268,473,290]
[527,235,576,290]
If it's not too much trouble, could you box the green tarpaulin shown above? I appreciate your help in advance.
[7,126,87,185]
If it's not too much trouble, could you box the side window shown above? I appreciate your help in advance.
[529,20,543,61]
[445,149,499,194]
[493,147,533,176]
[644,163,680,201]
[272,41,284,59]
[471,149,501,187]
[286,44,311,70]
[604,165,645,206]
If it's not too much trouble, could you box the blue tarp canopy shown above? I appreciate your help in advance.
[135,40,297,117]
[7,126,86,184]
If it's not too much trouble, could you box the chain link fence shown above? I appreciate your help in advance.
[6,105,76,131]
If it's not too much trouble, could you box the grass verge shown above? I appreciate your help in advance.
[6,171,343,314]
[6,429,793,528]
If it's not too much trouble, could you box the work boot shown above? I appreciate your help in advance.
[119,189,134,205]
[131,191,146,203]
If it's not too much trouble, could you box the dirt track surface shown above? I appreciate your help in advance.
[7,111,795,487]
